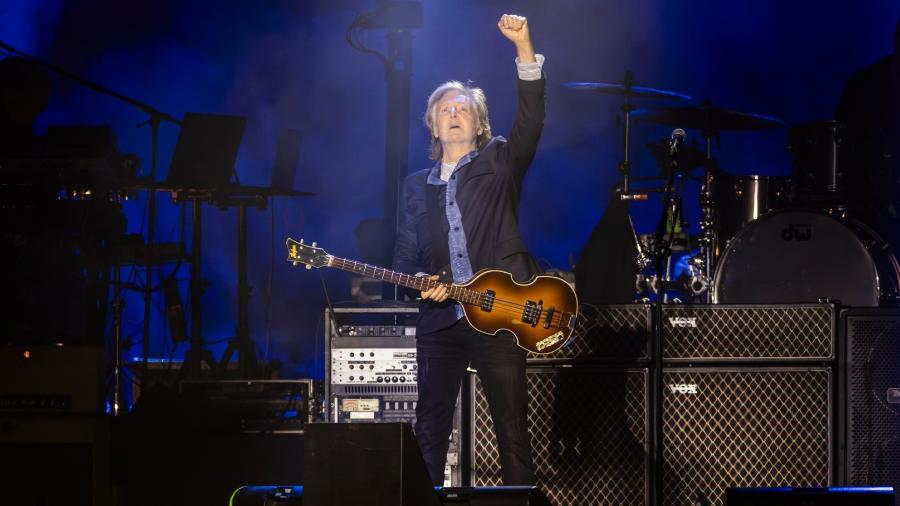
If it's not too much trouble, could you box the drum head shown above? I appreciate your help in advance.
[713,210,881,306]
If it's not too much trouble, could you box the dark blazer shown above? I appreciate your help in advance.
[393,76,546,336]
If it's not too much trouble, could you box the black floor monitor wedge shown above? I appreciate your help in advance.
[302,423,440,506]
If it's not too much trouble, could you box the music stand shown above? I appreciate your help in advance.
[166,112,246,190]
[165,112,247,380]
[271,128,303,192]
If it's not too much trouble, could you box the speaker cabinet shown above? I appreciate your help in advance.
[843,309,900,503]
[468,366,649,506]
[660,304,835,361]
[663,367,832,506]
[468,365,832,506]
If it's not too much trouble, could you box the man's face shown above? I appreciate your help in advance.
[433,90,479,148]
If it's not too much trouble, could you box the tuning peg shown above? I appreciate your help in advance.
[292,262,298,266]
[311,241,317,247]
[299,239,304,244]
[305,264,312,270]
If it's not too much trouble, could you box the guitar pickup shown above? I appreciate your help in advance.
[543,307,556,329]
[522,299,542,326]
[480,290,495,312]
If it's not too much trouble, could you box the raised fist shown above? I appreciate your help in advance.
[497,14,531,45]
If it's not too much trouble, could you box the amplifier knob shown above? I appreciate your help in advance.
[399,376,406,383]
[349,376,355,381]
[377,377,384,383]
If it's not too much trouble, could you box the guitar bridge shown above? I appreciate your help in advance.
[522,299,542,326]
[480,290,495,312]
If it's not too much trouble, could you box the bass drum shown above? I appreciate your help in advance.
[712,209,900,307]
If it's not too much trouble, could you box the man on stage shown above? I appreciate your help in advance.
[393,13,546,486]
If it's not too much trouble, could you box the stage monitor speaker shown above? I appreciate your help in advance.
[844,309,900,504]
[230,486,304,506]
[726,486,894,505]
[439,486,552,505]
[468,366,649,506]
[303,422,440,506]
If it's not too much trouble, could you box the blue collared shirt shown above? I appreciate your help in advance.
[426,151,479,319]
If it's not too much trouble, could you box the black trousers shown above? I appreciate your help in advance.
[415,317,534,486]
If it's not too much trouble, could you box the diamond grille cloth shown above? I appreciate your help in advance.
[661,305,833,360]
[470,367,648,505]
[662,368,831,506]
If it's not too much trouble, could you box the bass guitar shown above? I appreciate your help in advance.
[286,238,578,354]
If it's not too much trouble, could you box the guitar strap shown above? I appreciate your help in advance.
[425,183,452,282]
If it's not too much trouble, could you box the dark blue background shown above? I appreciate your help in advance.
[4,0,898,380]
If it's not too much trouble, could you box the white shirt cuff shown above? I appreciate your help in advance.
[516,53,545,81]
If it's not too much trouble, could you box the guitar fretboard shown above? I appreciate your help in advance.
[330,257,483,305]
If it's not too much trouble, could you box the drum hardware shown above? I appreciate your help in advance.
[786,120,863,212]
[635,99,786,300]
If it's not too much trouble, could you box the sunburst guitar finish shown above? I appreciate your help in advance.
[285,238,578,354]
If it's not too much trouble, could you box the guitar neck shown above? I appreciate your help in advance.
[328,256,483,305]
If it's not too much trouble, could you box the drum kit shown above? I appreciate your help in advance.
[565,73,900,307]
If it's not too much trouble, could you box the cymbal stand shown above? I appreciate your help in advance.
[650,137,684,505]
[693,128,719,303]
[616,72,643,201]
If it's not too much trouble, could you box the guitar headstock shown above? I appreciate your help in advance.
[286,238,330,270]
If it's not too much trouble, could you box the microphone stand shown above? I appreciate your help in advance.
[0,40,182,406]
[651,131,684,505]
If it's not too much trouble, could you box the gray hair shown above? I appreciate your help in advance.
[424,81,492,161]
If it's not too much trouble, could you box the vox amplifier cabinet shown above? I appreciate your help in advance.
[662,367,832,506]
[468,365,649,506]
[469,365,832,506]
[660,304,835,362]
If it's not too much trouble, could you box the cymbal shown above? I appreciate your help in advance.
[563,81,691,101]
[634,103,784,132]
